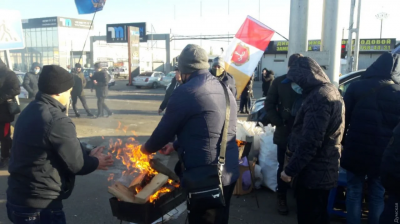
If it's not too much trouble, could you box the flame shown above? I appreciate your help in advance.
[122,126,128,134]
[108,173,114,181]
[236,140,246,147]
[116,121,122,132]
[149,187,172,203]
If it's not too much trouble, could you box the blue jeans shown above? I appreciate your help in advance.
[346,171,385,224]
[7,202,66,224]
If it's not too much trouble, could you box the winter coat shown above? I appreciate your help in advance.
[217,71,237,98]
[264,75,301,146]
[144,69,239,186]
[381,122,400,196]
[91,70,109,98]
[341,53,400,178]
[284,57,345,190]
[71,72,86,97]
[160,77,179,111]
[262,70,274,96]
[242,75,254,98]
[0,60,21,123]
[7,92,99,209]
[23,72,39,99]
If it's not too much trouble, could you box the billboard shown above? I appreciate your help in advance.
[0,10,25,50]
[128,26,140,85]
[106,23,147,43]
[21,17,94,29]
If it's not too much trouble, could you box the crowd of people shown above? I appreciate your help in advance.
[0,44,399,224]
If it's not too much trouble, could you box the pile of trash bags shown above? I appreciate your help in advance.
[237,121,278,192]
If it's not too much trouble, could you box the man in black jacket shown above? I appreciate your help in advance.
[239,75,253,114]
[159,66,181,114]
[7,65,113,224]
[22,62,41,99]
[211,56,237,97]
[264,53,303,215]
[141,44,239,224]
[71,63,93,117]
[262,68,274,97]
[380,122,400,224]
[280,57,345,224]
[0,59,20,169]
[340,53,400,224]
[91,62,112,118]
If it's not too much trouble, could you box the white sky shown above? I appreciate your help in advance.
[2,0,399,53]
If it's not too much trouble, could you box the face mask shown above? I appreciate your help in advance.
[212,68,224,77]
[291,82,303,94]
[34,69,40,74]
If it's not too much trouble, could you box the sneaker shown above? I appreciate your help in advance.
[106,113,113,118]
[75,113,81,118]
[87,113,94,117]
[277,193,289,215]
[0,157,10,169]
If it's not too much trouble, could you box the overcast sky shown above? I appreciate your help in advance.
[2,0,399,53]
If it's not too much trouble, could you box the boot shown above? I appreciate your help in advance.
[0,157,10,169]
[277,193,289,215]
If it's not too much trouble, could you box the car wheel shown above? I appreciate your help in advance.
[152,82,158,89]
[136,86,142,89]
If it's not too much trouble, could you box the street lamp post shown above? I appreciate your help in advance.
[375,12,388,39]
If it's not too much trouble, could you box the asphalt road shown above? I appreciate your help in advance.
[0,79,353,224]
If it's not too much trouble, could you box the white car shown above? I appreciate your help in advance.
[15,71,29,99]
[132,71,165,89]
[160,71,176,89]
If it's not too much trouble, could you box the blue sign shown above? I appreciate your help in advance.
[0,10,25,50]
[106,23,147,43]
[75,0,106,14]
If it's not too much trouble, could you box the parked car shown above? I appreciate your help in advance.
[160,71,176,89]
[132,71,165,89]
[83,68,115,89]
[109,66,128,79]
[247,70,365,122]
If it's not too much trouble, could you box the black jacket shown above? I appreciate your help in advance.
[262,70,274,96]
[71,72,86,97]
[160,77,179,111]
[0,60,21,123]
[241,75,254,98]
[7,92,99,209]
[144,70,239,186]
[23,71,39,99]
[284,57,345,190]
[91,70,109,98]
[265,75,301,145]
[381,123,400,196]
[341,53,400,177]
[217,71,237,98]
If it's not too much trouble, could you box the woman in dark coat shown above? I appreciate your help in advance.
[262,68,274,96]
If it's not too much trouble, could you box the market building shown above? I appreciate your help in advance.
[9,16,94,71]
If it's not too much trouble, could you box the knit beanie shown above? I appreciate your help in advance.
[39,65,74,94]
[212,56,225,70]
[31,62,41,72]
[178,44,209,74]
[75,63,82,68]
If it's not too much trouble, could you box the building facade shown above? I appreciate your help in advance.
[10,16,94,72]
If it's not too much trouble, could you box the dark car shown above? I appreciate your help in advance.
[248,70,365,122]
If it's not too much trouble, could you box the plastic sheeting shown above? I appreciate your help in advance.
[259,125,278,192]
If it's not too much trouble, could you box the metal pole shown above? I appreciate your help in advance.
[321,0,341,86]
[287,0,309,57]
[380,19,383,39]
[259,0,261,20]
[353,0,362,71]
[346,0,356,73]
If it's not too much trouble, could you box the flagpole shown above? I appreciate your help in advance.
[78,9,97,66]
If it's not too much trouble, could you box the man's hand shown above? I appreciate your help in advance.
[280,171,292,183]
[158,109,163,115]
[91,148,114,170]
[90,146,104,156]
[159,143,174,155]
[93,80,98,85]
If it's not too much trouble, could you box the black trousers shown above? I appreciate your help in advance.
[71,95,91,115]
[188,182,236,224]
[296,184,330,224]
[0,123,12,159]
[239,93,251,112]
[97,96,112,116]
[277,143,289,195]
[380,194,400,224]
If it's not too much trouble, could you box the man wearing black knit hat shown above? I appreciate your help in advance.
[7,65,113,223]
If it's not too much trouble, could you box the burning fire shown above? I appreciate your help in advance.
[236,140,246,147]
[108,173,114,182]
[108,122,180,203]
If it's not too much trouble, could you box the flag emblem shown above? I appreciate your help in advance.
[231,43,250,66]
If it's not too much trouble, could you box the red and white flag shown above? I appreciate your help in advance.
[224,16,275,98]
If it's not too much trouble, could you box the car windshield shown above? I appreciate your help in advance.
[166,72,175,78]
[17,75,24,85]
[139,72,153,77]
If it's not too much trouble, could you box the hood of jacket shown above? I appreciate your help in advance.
[286,57,331,93]
[30,62,41,72]
[362,52,400,84]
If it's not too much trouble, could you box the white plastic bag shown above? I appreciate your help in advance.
[259,125,278,191]
[237,120,264,158]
